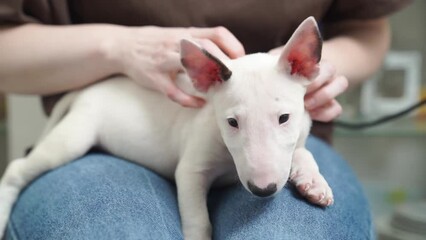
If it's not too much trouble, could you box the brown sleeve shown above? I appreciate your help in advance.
[0,0,71,25]
[324,0,412,22]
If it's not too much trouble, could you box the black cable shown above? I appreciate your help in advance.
[334,98,426,130]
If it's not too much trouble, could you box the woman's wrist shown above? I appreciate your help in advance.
[96,24,133,76]
[322,18,390,87]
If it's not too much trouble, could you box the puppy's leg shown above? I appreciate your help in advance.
[290,147,334,207]
[175,158,216,240]
[0,112,97,237]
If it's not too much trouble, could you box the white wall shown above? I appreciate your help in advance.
[6,95,47,161]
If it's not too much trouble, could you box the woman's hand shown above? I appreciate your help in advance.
[111,26,245,108]
[304,61,348,122]
[269,46,348,122]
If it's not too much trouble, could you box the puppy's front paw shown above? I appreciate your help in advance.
[290,169,333,207]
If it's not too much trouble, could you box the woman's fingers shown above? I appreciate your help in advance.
[268,46,282,56]
[123,26,244,108]
[306,62,336,94]
[195,39,230,60]
[189,27,245,59]
[303,61,348,122]
[305,75,348,111]
[309,99,342,122]
[159,29,239,107]
[157,74,205,108]
[158,51,182,71]
[167,88,206,108]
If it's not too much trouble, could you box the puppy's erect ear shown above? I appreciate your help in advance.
[180,40,232,93]
[278,17,322,81]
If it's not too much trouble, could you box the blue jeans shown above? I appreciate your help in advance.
[6,136,373,240]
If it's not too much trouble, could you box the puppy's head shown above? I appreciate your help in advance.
[180,17,322,197]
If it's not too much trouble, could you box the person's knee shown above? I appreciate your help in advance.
[8,153,183,240]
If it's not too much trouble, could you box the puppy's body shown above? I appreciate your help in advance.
[55,76,235,183]
[0,18,333,239]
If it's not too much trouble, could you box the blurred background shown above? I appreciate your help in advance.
[335,1,426,239]
[0,1,425,239]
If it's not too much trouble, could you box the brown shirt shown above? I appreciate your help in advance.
[0,0,411,53]
[0,0,412,143]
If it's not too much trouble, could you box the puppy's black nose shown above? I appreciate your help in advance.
[247,181,277,197]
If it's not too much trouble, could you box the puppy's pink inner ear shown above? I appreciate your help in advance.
[185,55,224,92]
[181,42,231,93]
[287,41,320,79]
[279,18,322,80]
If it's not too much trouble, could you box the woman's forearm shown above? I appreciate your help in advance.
[0,23,244,109]
[322,18,391,87]
[0,24,125,94]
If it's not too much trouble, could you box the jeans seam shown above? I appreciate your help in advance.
[7,217,21,240]
[143,171,173,240]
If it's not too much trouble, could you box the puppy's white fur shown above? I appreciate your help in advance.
[0,17,333,240]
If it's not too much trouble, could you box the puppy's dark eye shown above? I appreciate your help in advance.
[227,118,239,128]
[279,114,290,125]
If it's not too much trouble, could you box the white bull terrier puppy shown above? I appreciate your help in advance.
[0,17,333,239]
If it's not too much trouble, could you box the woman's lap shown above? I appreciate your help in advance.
[6,136,373,240]
[208,136,373,239]
[7,153,182,240]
